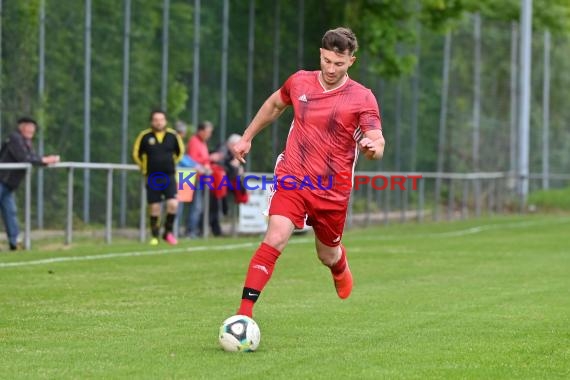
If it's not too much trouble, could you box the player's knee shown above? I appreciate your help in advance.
[319,256,336,267]
[316,248,338,267]
[262,231,289,252]
[149,204,161,215]
[166,199,178,213]
[263,216,294,251]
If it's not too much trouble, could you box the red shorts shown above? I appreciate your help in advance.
[268,188,348,247]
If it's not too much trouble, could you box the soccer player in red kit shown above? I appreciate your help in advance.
[231,27,385,318]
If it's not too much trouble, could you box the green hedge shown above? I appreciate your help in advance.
[528,187,570,210]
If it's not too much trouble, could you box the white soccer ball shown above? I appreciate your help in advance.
[218,315,261,352]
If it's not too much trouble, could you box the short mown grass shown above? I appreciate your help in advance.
[1,214,569,379]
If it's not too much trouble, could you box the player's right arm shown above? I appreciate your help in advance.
[234,90,289,163]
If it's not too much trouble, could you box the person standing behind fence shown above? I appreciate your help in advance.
[185,120,214,238]
[0,117,60,251]
[174,120,197,231]
[132,110,184,246]
[209,134,244,236]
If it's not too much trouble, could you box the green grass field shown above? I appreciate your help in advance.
[1,214,569,379]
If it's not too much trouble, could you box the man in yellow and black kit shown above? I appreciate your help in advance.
[133,110,184,245]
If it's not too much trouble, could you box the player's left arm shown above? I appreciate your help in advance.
[360,129,385,160]
[358,91,385,160]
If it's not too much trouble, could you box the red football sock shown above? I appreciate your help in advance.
[330,244,347,275]
[238,242,282,317]
[331,244,352,299]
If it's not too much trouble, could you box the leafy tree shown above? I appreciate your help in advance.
[1,0,569,226]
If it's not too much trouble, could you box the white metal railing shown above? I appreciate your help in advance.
[0,162,143,250]
[51,162,144,246]
[0,163,567,250]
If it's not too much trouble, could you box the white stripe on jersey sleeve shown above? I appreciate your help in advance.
[353,126,363,142]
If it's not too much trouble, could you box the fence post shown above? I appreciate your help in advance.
[105,169,113,243]
[417,177,424,222]
[203,189,210,239]
[474,177,482,217]
[365,184,371,227]
[231,203,238,237]
[447,178,454,220]
[66,167,74,245]
[384,185,390,225]
[24,165,32,250]
[489,178,496,215]
[139,176,146,242]
[400,188,407,223]
[497,177,504,213]
[461,179,469,219]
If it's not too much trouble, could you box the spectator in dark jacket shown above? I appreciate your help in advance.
[0,117,60,250]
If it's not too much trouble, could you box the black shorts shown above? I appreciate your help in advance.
[146,173,177,204]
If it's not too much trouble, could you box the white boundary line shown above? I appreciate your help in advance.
[345,218,570,241]
[1,218,568,269]
[0,239,310,269]
[426,219,568,237]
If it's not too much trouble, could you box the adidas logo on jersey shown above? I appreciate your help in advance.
[298,94,308,103]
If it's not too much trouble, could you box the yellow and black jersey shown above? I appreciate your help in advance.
[132,127,184,175]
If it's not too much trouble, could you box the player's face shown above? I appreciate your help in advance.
[319,48,356,89]
[151,112,167,130]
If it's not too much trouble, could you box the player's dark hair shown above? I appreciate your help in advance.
[322,27,358,55]
[149,109,167,121]
[197,121,213,131]
[17,116,38,128]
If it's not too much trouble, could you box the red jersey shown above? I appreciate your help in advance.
[275,70,382,203]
